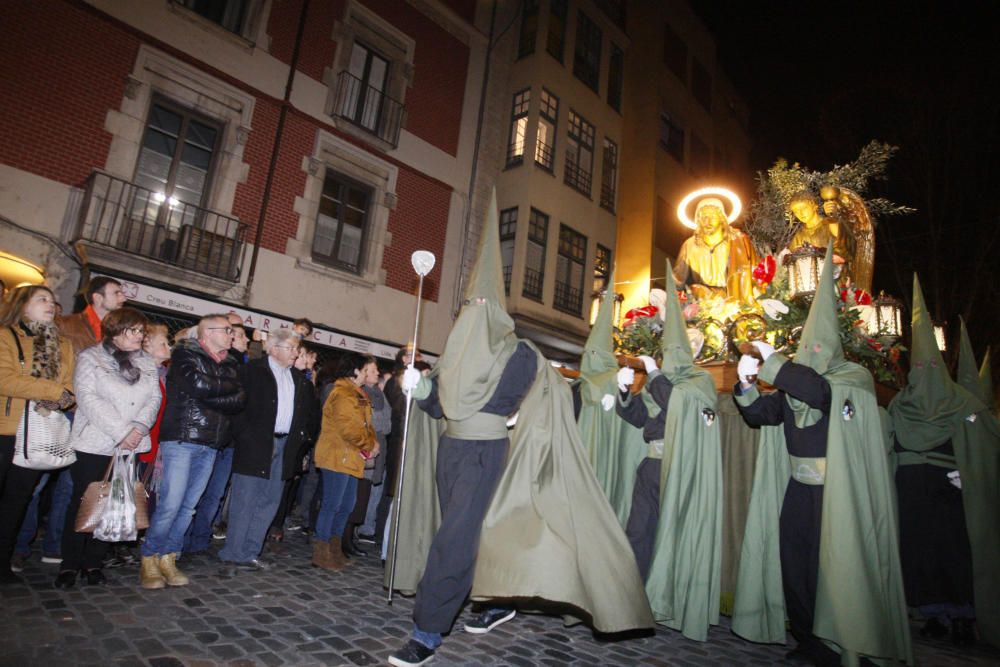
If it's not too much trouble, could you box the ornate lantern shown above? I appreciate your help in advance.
[782,244,826,301]
[871,291,903,339]
[590,290,624,327]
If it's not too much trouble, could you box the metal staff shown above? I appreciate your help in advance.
[387,250,436,603]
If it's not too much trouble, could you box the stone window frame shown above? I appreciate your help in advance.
[166,0,273,50]
[324,1,416,153]
[289,129,398,290]
[104,45,256,218]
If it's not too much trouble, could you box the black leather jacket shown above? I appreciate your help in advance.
[160,338,246,447]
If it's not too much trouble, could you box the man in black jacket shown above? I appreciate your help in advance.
[218,328,318,575]
[141,314,245,590]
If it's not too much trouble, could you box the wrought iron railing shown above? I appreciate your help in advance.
[76,171,248,282]
[554,281,583,315]
[600,181,616,212]
[564,158,592,197]
[332,71,405,148]
[534,140,554,171]
[503,265,512,294]
[523,267,544,300]
[506,143,524,167]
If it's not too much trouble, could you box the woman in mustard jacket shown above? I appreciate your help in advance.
[0,285,75,584]
[312,353,378,571]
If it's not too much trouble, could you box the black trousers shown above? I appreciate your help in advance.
[413,436,508,634]
[0,435,44,568]
[625,457,660,581]
[780,480,838,664]
[61,451,113,571]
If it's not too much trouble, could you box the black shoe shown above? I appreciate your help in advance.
[54,569,78,589]
[84,568,106,586]
[388,639,435,667]
[919,617,949,639]
[356,531,376,545]
[464,608,516,634]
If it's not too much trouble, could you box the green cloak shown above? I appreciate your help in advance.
[733,244,913,664]
[642,260,723,641]
[577,270,649,526]
[951,320,1000,647]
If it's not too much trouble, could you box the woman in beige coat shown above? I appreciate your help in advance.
[0,285,75,584]
[311,353,378,570]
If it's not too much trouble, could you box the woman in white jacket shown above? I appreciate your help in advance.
[55,307,161,588]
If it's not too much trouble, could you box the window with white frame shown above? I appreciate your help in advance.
[313,171,373,274]
[565,110,595,197]
[535,88,558,171]
[507,88,530,167]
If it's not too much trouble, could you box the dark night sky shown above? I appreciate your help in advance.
[692,1,1000,365]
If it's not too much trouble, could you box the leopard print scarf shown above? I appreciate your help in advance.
[21,319,61,381]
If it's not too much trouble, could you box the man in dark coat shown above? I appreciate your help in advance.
[218,328,318,575]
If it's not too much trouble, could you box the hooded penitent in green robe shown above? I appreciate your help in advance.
[577,271,649,526]
[921,317,1000,647]
[733,244,913,665]
[385,190,653,633]
[642,260,723,642]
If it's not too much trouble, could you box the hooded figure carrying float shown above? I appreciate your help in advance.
[731,243,912,666]
[887,284,1000,648]
[613,260,724,642]
[387,192,652,667]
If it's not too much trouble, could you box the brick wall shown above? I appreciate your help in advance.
[0,2,138,187]
[384,168,450,301]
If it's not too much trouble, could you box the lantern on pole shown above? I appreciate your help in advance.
[782,244,827,302]
[870,291,904,339]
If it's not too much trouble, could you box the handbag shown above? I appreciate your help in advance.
[9,327,75,470]
[75,453,149,535]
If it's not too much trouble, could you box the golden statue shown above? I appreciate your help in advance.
[673,197,759,305]
[785,187,875,293]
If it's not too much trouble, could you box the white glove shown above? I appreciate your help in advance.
[751,341,776,361]
[402,367,422,394]
[760,298,790,320]
[947,470,962,489]
[737,355,760,385]
[638,355,658,373]
[506,412,519,428]
[601,394,615,411]
[616,367,635,392]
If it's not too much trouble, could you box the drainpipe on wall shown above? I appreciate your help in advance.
[244,0,310,298]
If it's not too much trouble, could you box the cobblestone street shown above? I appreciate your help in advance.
[2,535,997,667]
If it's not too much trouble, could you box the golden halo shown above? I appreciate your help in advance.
[677,187,742,230]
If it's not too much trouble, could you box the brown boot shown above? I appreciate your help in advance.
[157,553,189,586]
[328,537,350,569]
[311,539,342,571]
[140,555,165,590]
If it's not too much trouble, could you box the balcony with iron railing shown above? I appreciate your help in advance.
[534,140,555,172]
[522,267,544,301]
[554,281,583,316]
[75,171,248,283]
[600,181,616,212]
[331,71,405,148]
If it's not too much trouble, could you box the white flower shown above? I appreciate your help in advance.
[760,298,790,320]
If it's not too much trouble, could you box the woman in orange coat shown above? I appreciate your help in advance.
[0,286,75,584]
[311,353,378,570]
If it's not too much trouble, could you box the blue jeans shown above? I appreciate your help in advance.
[360,480,383,536]
[314,470,357,541]
[141,441,217,557]
[413,626,442,650]
[15,468,73,556]
[217,438,286,563]
[185,446,233,552]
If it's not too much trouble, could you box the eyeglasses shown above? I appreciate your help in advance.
[206,326,234,334]
[274,345,299,353]
[124,327,146,336]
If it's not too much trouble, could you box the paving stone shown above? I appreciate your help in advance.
[342,649,379,665]
[148,658,186,667]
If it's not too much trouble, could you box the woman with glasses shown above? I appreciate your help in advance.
[0,285,75,584]
[55,307,162,588]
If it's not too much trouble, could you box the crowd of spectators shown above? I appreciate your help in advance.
[0,278,412,589]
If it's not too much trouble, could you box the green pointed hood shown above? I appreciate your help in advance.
[957,318,983,401]
[793,242,844,375]
[436,188,518,420]
[580,270,619,401]
[660,259,716,404]
[888,274,984,451]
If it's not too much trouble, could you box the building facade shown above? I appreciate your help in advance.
[1,0,496,359]
[615,0,751,312]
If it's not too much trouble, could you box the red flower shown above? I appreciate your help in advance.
[866,338,884,352]
[753,255,776,285]
[623,305,658,327]
[840,288,873,305]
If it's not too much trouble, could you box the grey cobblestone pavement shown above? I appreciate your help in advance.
[2,535,998,666]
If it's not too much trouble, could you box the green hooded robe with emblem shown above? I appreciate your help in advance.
[732,244,912,665]
[386,190,653,633]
